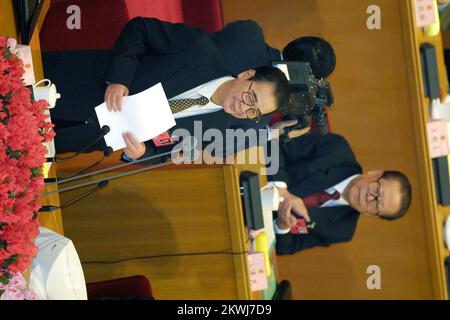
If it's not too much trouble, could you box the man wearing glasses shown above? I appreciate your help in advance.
[49,17,290,161]
[266,131,412,254]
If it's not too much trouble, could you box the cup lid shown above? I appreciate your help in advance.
[48,84,61,107]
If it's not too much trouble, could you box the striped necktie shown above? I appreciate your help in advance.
[169,96,209,114]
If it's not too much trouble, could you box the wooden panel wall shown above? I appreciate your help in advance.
[222,0,435,299]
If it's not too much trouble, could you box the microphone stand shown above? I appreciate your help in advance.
[45,148,181,187]
[64,147,114,179]
[46,125,111,162]
[42,159,175,196]
[39,181,109,212]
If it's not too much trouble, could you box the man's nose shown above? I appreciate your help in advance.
[366,193,376,202]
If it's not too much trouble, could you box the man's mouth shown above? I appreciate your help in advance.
[356,187,362,206]
[231,99,238,113]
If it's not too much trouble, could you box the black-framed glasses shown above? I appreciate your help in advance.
[367,178,382,215]
[241,80,262,123]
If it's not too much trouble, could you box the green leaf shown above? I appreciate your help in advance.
[2,254,18,268]
[3,47,11,60]
[6,146,21,159]
[30,168,42,178]
[0,272,11,285]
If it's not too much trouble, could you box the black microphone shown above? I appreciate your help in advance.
[39,180,109,212]
[46,125,110,162]
[44,177,64,183]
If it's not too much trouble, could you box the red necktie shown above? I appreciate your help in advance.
[290,191,340,234]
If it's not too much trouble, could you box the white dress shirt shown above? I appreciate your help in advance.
[273,174,360,234]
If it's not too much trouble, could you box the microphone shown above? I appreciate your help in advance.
[46,125,110,162]
[39,180,109,212]
[44,177,64,183]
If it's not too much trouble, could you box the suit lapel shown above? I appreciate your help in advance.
[291,165,362,198]
[307,205,360,238]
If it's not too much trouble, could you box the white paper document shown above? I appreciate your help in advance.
[95,83,176,151]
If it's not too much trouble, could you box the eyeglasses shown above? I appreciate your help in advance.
[241,80,262,123]
[367,178,382,215]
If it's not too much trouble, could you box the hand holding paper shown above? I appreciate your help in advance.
[104,83,129,112]
[95,83,176,152]
[122,132,146,159]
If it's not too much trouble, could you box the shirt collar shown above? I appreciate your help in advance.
[324,174,360,206]
[333,174,360,194]
[197,76,234,100]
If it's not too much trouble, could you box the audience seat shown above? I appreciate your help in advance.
[86,275,154,300]
[40,0,223,52]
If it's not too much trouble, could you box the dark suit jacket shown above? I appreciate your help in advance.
[270,132,363,255]
[210,19,281,75]
[44,18,274,161]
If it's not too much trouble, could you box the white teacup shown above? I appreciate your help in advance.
[444,216,450,250]
[260,181,287,211]
[32,79,61,108]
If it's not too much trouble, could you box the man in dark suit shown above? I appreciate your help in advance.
[45,17,290,163]
[266,131,412,255]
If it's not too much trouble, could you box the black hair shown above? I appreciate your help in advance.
[251,66,290,111]
[282,36,336,79]
[379,170,412,221]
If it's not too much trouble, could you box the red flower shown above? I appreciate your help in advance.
[1,39,54,286]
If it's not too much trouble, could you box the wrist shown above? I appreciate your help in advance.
[276,220,290,230]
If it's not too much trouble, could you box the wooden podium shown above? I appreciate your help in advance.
[56,147,273,299]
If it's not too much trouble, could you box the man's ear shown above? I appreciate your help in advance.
[237,69,256,80]
[367,170,383,179]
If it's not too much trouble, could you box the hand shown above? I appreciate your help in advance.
[276,188,310,230]
[270,120,298,140]
[287,126,311,139]
[105,83,129,112]
[123,132,146,159]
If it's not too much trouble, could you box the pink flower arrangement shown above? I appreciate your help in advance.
[0,35,55,298]
[0,272,38,300]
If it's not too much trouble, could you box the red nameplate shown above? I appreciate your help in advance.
[152,131,174,147]
[290,219,309,234]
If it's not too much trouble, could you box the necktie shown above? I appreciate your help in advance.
[302,190,341,208]
[290,191,340,234]
[169,96,209,114]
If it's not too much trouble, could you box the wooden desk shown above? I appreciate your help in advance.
[55,148,276,299]
[403,0,450,300]
[0,0,63,234]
